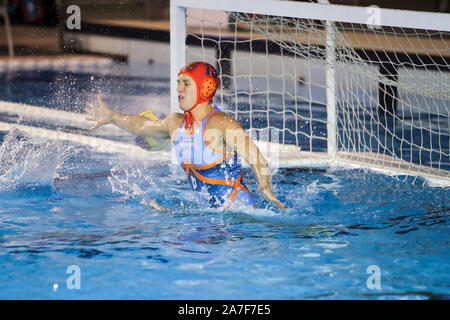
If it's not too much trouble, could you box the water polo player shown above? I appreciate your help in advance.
[85,61,284,210]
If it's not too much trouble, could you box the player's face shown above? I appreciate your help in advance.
[177,74,197,111]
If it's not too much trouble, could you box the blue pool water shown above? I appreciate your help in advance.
[0,62,449,299]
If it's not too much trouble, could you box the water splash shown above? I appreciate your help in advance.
[282,180,328,216]
[237,181,322,220]
[107,158,206,214]
[0,128,76,191]
[107,160,158,202]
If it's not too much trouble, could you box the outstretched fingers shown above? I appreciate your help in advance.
[268,194,285,210]
[85,101,103,129]
[85,102,96,121]
[274,198,285,210]
[264,189,285,210]
[97,94,105,106]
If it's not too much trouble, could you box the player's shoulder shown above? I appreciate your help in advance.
[165,112,184,132]
[171,112,185,121]
[166,112,184,124]
[208,109,233,124]
[207,108,244,133]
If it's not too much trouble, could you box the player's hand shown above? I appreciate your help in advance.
[262,187,285,210]
[85,94,115,131]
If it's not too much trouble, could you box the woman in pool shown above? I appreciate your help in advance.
[85,61,285,210]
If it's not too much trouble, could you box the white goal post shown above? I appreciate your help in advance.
[170,0,450,186]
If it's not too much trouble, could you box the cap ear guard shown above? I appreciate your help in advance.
[200,78,217,99]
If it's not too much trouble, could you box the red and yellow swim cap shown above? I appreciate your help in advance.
[178,62,220,129]
[178,61,219,107]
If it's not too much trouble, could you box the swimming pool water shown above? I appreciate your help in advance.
[0,128,449,299]
[0,62,449,299]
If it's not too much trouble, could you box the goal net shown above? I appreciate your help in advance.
[171,0,450,186]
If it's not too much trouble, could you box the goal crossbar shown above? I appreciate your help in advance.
[171,0,450,32]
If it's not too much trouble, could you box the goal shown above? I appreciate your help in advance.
[170,0,450,186]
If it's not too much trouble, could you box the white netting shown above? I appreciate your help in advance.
[184,6,450,184]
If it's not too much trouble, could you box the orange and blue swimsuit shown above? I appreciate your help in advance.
[174,106,256,208]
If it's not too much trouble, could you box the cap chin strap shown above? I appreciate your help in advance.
[183,103,200,130]
[183,99,212,130]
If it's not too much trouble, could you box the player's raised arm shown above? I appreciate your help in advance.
[85,94,172,139]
